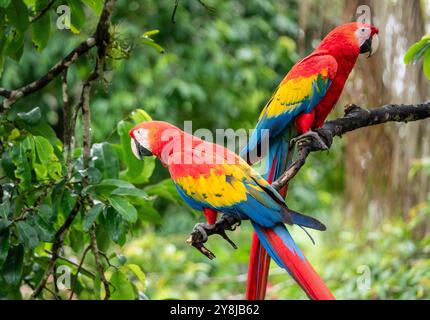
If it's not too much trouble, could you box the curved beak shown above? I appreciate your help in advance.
[131,138,153,160]
[360,33,379,57]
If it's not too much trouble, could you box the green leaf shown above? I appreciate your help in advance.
[33,135,62,180]
[111,187,151,200]
[130,109,152,124]
[17,107,42,126]
[101,206,125,244]
[33,136,51,164]
[141,38,165,54]
[11,141,33,189]
[84,179,135,197]
[16,221,40,248]
[5,0,29,33]
[32,4,51,51]
[69,0,86,34]
[126,264,146,286]
[108,196,138,223]
[109,270,136,300]
[0,0,11,8]
[1,150,15,179]
[97,179,135,188]
[0,201,10,219]
[0,230,10,267]
[139,204,162,224]
[141,31,164,54]
[0,220,12,232]
[5,31,24,62]
[404,35,430,64]
[91,143,120,180]
[82,0,103,15]
[95,222,110,252]
[31,215,55,242]
[423,49,430,81]
[84,203,104,231]
[145,179,182,204]
[1,244,24,287]
[143,29,160,37]
[21,121,58,146]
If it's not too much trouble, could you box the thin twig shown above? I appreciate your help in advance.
[61,70,73,169]
[171,0,180,23]
[98,251,118,269]
[44,249,96,279]
[30,0,56,23]
[89,227,111,300]
[69,245,92,300]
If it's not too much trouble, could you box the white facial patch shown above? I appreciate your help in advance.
[134,128,150,150]
[355,26,372,47]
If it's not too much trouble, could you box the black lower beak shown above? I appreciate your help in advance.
[135,139,153,158]
[360,37,373,56]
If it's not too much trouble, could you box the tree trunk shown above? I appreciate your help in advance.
[341,0,430,232]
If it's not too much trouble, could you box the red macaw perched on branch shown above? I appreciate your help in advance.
[129,121,333,300]
[240,22,379,300]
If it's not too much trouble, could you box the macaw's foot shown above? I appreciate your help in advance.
[187,223,216,260]
[186,215,241,260]
[291,130,329,151]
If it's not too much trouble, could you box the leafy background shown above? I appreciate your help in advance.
[0,0,429,299]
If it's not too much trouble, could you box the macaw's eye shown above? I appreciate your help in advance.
[361,28,366,33]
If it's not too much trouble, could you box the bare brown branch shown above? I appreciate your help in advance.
[89,227,111,300]
[189,101,430,258]
[273,101,430,190]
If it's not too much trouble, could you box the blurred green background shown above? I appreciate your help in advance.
[1,0,429,300]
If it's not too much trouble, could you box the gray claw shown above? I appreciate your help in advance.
[291,130,329,151]
[192,223,209,242]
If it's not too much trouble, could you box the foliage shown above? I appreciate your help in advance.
[404,35,430,80]
[0,0,173,299]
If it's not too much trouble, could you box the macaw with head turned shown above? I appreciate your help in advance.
[240,22,379,299]
[130,121,334,300]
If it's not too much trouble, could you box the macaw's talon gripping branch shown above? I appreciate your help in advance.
[187,215,241,260]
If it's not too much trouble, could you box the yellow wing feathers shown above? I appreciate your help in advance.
[263,72,327,118]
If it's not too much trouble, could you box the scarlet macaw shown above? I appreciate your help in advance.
[240,22,379,300]
[129,121,333,299]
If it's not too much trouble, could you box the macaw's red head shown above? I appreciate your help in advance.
[317,22,379,58]
[129,121,183,160]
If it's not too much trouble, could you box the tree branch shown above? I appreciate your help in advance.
[0,0,116,111]
[89,227,111,300]
[69,245,92,300]
[188,101,430,258]
[29,0,116,300]
[272,101,430,190]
